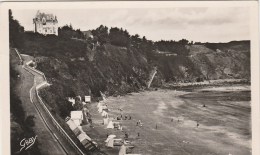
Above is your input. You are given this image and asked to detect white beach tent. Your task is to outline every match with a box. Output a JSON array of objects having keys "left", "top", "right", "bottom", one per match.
[
  {"left": 119, "top": 144, "right": 142, "bottom": 155},
  {"left": 103, "top": 118, "right": 109, "bottom": 125},
  {"left": 119, "top": 144, "right": 126, "bottom": 155},
  {"left": 105, "top": 135, "right": 116, "bottom": 148},
  {"left": 107, "top": 121, "right": 114, "bottom": 129},
  {"left": 102, "top": 111, "right": 108, "bottom": 117}
]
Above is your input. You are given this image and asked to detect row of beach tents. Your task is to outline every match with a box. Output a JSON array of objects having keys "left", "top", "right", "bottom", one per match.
[
  {"left": 96, "top": 100, "right": 141, "bottom": 155},
  {"left": 65, "top": 113, "right": 97, "bottom": 151}
]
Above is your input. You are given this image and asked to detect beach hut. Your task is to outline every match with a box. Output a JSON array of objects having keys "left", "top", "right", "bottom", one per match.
[
  {"left": 71, "top": 111, "right": 83, "bottom": 126},
  {"left": 85, "top": 96, "right": 91, "bottom": 103},
  {"left": 66, "top": 119, "right": 81, "bottom": 136}
]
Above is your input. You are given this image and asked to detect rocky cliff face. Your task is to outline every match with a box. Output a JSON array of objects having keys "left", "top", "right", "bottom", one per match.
[
  {"left": 152, "top": 42, "right": 250, "bottom": 85},
  {"left": 36, "top": 43, "right": 151, "bottom": 99},
  {"left": 34, "top": 40, "right": 250, "bottom": 99}
]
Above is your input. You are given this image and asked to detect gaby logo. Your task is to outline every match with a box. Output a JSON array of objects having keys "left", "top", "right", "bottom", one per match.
[{"left": 20, "top": 135, "right": 37, "bottom": 151}]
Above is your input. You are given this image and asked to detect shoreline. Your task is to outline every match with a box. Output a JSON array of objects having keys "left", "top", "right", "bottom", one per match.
[{"left": 156, "top": 78, "right": 250, "bottom": 91}]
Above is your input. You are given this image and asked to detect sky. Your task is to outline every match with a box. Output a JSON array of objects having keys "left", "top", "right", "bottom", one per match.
[{"left": 11, "top": 7, "right": 250, "bottom": 43}]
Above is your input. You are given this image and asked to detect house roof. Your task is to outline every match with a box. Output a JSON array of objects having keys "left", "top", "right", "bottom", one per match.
[
  {"left": 71, "top": 111, "right": 83, "bottom": 120},
  {"left": 66, "top": 119, "right": 78, "bottom": 130},
  {"left": 34, "top": 10, "right": 58, "bottom": 22},
  {"left": 77, "top": 132, "right": 92, "bottom": 141}
]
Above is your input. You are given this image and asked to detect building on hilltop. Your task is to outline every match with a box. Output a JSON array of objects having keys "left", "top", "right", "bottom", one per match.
[
  {"left": 33, "top": 10, "right": 58, "bottom": 36},
  {"left": 82, "top": 30, "right": 93, "bottom": 40}
]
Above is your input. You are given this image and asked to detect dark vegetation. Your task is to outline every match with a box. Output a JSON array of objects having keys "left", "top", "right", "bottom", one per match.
[{"left": 9, "top": 9, "right": 250, "bottom": 127}]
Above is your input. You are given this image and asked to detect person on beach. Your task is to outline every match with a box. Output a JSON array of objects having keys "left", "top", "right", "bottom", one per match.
[
  {"left": 156, "top": 124, "right": 158, "bottom": 129},
  {"left": 129, "top": 116, "right": 131, "bottom": 120},
  {"left": 137, "top": 132, "right": 140, "bottom": 137},
  {"left": 125, "top": 133, "right": 128, "bottom": 139},
  {"left": 196, "top": 121, "right": 199, "bottom": 128}
]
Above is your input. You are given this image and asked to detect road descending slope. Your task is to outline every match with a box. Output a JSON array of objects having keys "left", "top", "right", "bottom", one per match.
[
  {"left": 11, "top": 54, "right": 67, "bottom": 154},
  {"left": 17, "top": 53, "right": 79, "bottom": 155}
]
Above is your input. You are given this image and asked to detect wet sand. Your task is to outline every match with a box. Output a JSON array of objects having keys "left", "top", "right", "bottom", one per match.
[{"left": 86, "top": 85, "right": 251, "bottom": 155}]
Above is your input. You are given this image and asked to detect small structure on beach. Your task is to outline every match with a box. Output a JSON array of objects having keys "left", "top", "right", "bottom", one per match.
[
  {"left": 102, "top": 110, "right": 108, "bottom": 118},
  {"left": 66, "top": 118, "right": 81, "bottom": 136},
  {"left": 105, "top": 135, "right": 116, "bottom": 148},
  {"left": 107, "top": 121, "right": 114, "bottom": 129},
  {"left": 103, "top": 118, "right": 109, "bottom": 125},
  {"left": 85, "top": 96, "right": 91, "bottom": 103},
  {"left": 71, "top": 111, "right": 83, "bottom": 126}
]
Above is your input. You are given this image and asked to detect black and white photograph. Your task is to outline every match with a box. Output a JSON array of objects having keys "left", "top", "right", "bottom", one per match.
[{"left": 1, "top": 1, "right": 259, "bottom": 155}]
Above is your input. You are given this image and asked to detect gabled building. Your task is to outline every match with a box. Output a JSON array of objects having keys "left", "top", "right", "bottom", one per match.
[
  {"left": 33, "top": 10, "right": 58, "bottom": 36},
  {"left": 66, "top": 118, "right": 81, "bottom": 136}
]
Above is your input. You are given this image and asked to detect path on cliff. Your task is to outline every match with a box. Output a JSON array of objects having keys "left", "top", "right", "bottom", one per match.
[{"left": 13, "top": 49, "right": 79, "bottom": 155}]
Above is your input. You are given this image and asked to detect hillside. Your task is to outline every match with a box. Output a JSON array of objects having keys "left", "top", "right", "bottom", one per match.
[
  {"left": 17, "top": 34, "right": 249, "bottom": 119},
  {"left": 9, "top": 10, "right": 250, "bottom": 121}
]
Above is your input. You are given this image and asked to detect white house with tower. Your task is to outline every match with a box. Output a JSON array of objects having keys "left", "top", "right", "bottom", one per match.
[{"left": 33, "top": 10, "right": 58, "bottom": 36}]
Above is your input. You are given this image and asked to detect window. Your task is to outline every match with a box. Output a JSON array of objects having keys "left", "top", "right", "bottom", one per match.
[{"left": 42, "top": 17, "right": 46, "bottom": 25}]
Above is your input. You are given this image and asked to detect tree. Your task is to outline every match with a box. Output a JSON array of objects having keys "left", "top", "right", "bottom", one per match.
[
  {"left": 58, "top": 24, "right": 84, "bottom": 39},
  {"left": 91, "top": 25, "right": 109, "bottom": 45},
  {"left": 109, "top": 27, "right": 130, "bottom": 47},
  {"left": 130, "top": 34, "right": 142, "bottom": 48},
  {"left": 178, "top": 39, "right": 189, "bottom": 45},
  {"left": 9, "top": 9, "right": 24, "bottom": 48}
]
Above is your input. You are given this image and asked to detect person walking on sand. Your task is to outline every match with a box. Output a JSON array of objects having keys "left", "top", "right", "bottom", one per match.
[
  {"left": 156, "top": 124, "right": 158, "bottom": 129},
  {"left": 125, "top": 132, "right": 128, "bottom": 139},
  {"left": 196, "top": 121, "right": 199, "bottom": 128}
]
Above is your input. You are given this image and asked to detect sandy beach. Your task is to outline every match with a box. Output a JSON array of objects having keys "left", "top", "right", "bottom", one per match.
[{"left": 85, "top": 85, "right": 251, "bottom": 155}]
